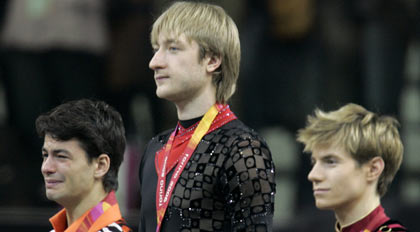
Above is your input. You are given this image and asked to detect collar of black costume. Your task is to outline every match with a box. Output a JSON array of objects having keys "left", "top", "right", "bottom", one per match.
[{"left": 179, "top": 116, "right": 203, "bottom": 129}]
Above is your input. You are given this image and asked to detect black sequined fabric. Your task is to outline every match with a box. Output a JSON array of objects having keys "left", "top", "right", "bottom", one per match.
[{"left": 139, "top": 120, "right": 276, "bottom": 232}]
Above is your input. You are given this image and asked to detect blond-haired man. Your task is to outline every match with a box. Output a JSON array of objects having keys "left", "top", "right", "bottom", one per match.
[
  {"left": 297, "top": 103, "right": 408, "bottom": 231},
  {"left": 138, "top": 1, "right": 275, "bottom": 231}
]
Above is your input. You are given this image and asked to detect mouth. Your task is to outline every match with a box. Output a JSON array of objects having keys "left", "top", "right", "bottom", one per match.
[
  {"left": 45, "top": 179, "right": 63, "bottom": 189},
  {"left": 155, "top": 75, "right": 169, "bottom": 81},
  {"left": 313, "top": 188, "right": 329, "bottom": 196}
]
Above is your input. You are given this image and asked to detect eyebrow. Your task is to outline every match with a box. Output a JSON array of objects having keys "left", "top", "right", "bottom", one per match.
[
  {"left": 154, "top": 38, "right": 179, "bottom": 47},
  {"left": 311, "top": 153, "right": 338, "bottom": 160},
  {"left": 165, "top": 38, "right": 177, "bottom": 44},
  {"left": 42, "top": 148, "right": 71, "bottom": 156},
  {"left": 323, "top": 154, "right": 336, "bottom": 159}
]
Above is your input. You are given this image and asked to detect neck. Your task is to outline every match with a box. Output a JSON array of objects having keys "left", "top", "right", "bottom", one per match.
[
  {"left": 335, "top": 190, "right": 380, "bottom": 227},
  {"left": 64, "top": 183, "right": 108, "bottom": 226},
  {"left": 175, "top": 87, "right": 217, "bottom": 120}
]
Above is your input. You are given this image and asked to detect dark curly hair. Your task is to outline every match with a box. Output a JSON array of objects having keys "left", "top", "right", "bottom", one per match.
[{"left": 36, "top": 99, "right": 126, "bottom": 192}]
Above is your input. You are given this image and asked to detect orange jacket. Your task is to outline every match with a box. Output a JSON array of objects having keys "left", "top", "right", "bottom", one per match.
[{"left": 49, "top": 191, "right": 131, "bottom": 232}]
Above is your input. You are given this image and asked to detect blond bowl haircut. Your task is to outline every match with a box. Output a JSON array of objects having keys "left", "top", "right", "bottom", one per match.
[
  {"left": 150, "top": 1, "right": 241, "bottom": 104},
  {"left": 297, "top": 103, "right": 404, "bottom": 197}
]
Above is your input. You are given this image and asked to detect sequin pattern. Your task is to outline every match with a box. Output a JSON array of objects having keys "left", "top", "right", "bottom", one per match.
[{"left": 162, "top": 122, "right": 276, "bottom": 231}]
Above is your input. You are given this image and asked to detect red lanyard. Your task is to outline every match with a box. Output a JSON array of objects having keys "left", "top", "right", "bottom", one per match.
[{"left": 155, "top": 104, "right": 220, "bottom": 232}]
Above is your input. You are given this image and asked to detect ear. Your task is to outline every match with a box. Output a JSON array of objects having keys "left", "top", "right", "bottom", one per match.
[
  {"left": 93, "top": 154, "right": 110, "bottom": 179},
  {"left": 365, "top": 156, "right": 384, "bottom": 182},
  {"left": 206, "top": 54, "right": 222, "bottom": 73}
]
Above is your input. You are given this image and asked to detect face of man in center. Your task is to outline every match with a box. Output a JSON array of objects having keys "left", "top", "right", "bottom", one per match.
[{"left": 149, "top": 33, "right": 215, "bottom": 103}]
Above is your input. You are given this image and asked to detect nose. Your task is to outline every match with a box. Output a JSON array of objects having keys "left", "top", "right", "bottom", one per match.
[
  {"left": 307, "top": 163, "right": 322, "bottom": 183},
  {"left": 41, "top": 155, "right": 56, "bottom": 176},
  {"left": 149, "top": 49, "right": 165, "bottom": 71}
]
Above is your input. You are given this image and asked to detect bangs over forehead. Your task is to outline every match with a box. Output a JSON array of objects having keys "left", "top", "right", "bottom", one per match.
[
  {"left": 298, "top": 108, "right": 354, "bottom": 154},
  {"left": 151, "top": 2, "right": 229, "bottom": 49}
]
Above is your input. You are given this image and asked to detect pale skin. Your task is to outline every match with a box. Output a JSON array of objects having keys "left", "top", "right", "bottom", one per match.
[
  {"left": 149, "top": 33, "right": 222, "bottom": 120},
  {"left": 41, "top": 134, "right": 110, "bottom": 226},
  {"left": 308, "top": 144, "right": 385, "bottom": 227}
]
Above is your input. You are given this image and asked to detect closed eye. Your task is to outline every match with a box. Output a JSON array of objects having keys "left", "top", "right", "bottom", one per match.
[{"left": 56, "top": 154, "right": 68, "bottom": 159}]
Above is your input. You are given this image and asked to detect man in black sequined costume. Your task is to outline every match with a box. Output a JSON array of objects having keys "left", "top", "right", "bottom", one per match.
[{"left": 138, "top": 1, "right": 276, "bottom": 231}]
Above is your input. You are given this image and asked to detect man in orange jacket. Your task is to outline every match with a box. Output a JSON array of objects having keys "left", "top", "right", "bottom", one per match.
[{"left": 36, "top": 99, "right": 132, "bottom": 232}]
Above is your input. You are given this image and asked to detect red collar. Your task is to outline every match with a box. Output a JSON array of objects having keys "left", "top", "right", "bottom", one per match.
[
  {"left": 155, "top": 104, "right": 237, "bottom": 175},
  {"left": 335, "top": 205, "right": 390, "bottom": 232}
]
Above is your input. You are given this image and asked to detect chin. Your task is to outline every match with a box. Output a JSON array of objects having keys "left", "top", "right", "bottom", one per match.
[
  {"left": 156, "top": 91, "right": 178, "bottom": 102},
  {"left": 315, "top": 205, "right": 329, "bottom": 210},
  {"left": 45, "top": 192, "right": 56, "bottom": 201},
  {"left": 315, "top": 200, "right": 335, "bottom": 210},
  {"left": 46, "top": 190, "right": 61, "bottom": 202},
  {"left": 156, "top": 90, "right": 169, "bottom": 100}
]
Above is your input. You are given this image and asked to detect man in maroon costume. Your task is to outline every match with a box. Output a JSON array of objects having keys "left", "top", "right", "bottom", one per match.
[{"left": 297, "top": 103, "right": 408, "bottom": 232}]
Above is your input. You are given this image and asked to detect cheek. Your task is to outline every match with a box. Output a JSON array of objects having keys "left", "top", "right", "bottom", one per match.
[
  {"left": 79, "top": 165, "right": 95, "bottom": 179},
  {"left": 331, "top": 171, "right": 363, "bottom": 195},
  {"left": 68, "top": 164, "right": 95, "bottom": 182},
  {"left": 327, "top": 171, "right": 349, "bottom": 194},
  {"left": 67, "top": 171, "right": 95, "bottom": 194},
  {"left": 180, "top": 59, "right": 206, "bottom": 75}
]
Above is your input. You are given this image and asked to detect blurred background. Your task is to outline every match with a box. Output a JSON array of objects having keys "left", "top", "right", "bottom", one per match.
[{"left": 0, "top": 0, "right": 419, "bottom": 231}]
